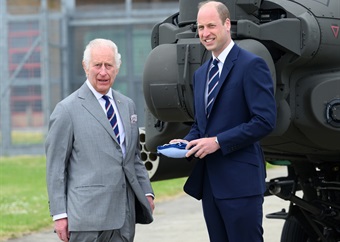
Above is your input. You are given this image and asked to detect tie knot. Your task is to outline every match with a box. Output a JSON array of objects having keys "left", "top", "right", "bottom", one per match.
[
  {"left": 212, "top": 58, "right": 219, "bottom": 66},
  {"left": 102, "top": 95, "right": 109, "bottom": 102}
]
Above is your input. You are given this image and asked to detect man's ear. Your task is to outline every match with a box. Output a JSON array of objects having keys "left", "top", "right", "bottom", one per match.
[{"left": 224, "top": 18, "right": 231, "bottom": 29}]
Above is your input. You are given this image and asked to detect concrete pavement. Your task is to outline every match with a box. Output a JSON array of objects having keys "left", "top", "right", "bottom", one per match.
[{"left": 6, "top": 166, "right": 289, "bottom": 242}]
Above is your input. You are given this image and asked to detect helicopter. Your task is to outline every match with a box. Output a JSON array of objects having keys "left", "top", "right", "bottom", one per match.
[{"left": 141, "top": 0, "right": 340, "bottom": 241}]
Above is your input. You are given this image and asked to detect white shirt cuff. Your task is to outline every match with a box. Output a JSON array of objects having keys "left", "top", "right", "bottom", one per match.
[
  {"left": 53, "top": 213, "right": 67, "bottom": 221},
  {"left": 145, "top": 193, "right": 155, "bottom": 199}
]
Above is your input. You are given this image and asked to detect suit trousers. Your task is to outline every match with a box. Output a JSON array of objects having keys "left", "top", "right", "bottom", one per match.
[
  {"left": 202, "top": 169, "right": 264, "bottom": 242},
  {"left": 69, "top": 180, "right": 136, "bottom": 242}
]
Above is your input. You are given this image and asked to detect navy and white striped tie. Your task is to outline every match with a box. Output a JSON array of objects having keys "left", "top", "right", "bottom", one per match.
[
  {"left": 102, "top": 95, "right": 120, "bottom": 143},
  {"left": 206, "top": 58, "right": 220, "bottom": 117}
]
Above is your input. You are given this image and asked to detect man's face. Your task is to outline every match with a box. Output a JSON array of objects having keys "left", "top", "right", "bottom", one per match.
[
  {"left": 83, "top": 46, "right": 119, "bottom": 95},
  {"left": 197, "top": 3, "right": 231, "bottom": 57}
]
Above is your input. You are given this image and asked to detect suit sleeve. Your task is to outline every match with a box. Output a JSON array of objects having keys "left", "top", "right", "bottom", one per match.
[{"left": 45, "top": 103, "right": 73, "bottom": 216}]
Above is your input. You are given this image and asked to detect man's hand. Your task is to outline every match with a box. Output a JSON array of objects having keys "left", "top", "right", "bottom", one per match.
[
  {"left": 186, "top": 137, "right": 220, "bottom": 159},
  {"left": 54, "top": 218, "right": 69, "bottom": 242},
  {"left": 147, "top": 196, "right": 155, "bottom": 213}
]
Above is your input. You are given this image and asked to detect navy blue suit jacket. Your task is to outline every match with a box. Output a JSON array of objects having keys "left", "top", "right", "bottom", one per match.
[{"left": 184, "top": 44, "right": 276, "bottom": 200}]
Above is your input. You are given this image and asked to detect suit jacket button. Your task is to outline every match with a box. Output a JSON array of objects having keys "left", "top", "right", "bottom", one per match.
[{"left": 122, "top": 184, "right": 126, "bottom": 189}]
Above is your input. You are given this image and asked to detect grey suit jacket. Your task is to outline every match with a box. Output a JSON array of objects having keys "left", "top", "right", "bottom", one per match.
[{"left": 45, "top": 83, "right": 153, "bottom": 231}]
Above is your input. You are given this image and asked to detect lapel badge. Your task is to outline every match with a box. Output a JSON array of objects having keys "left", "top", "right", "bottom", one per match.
[{"left": 131, "top": 114, "right": 137, "bottom": 123}]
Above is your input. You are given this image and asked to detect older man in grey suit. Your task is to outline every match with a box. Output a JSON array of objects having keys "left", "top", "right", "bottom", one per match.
[{"left": 46, "top": 38, "right": 154, "bottom": 242}]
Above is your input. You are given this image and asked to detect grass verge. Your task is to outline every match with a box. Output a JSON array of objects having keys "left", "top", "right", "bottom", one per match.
[{"left": 0, "top": 156, "right": 51, "bottom": 241}]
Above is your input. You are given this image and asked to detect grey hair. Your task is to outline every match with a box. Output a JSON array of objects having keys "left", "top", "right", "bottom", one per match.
[{"left": 82, "top": 38, "right": 122, "bottom": 69}]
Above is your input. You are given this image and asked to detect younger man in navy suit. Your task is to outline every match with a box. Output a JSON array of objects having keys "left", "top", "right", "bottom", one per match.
[{"left": 171, "top": 1, "right": 276, "bottom": 241}]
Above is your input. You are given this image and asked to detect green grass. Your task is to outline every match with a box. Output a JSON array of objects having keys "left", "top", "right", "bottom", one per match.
[
  {"left": 0, "top": 156, "right": 51, "bottom": 241},
  {"left": 12, "top": 131, "right": 44, "bottom": 145},
  {"left": 0, "top": 155, "right": 186, "bottom": 241},
  {"left": 152, "top": 177, "right": 186, "bottom": 200},
  {"left": 0, "top": 131, "right": 44, "bottom": 146}
]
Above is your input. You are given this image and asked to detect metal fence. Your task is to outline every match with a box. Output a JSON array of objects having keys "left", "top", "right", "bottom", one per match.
[{"left": 0, "top": 0, "right": 178, "bottom": 156}]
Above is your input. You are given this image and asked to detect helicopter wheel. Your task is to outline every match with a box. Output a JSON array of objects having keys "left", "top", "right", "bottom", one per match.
[{"left": 280, "top": 216, "right": 310, "bottom": 242}]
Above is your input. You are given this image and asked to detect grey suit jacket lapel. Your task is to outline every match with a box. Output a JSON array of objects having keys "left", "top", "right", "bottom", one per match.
[{"left": 78, "top": 83, "right": 118, "bottom": 141}]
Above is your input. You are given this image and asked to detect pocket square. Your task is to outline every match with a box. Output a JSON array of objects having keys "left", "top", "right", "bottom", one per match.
[
  {"left": 131, "top": 114, "right": 137, "bottom": 123},
  {"left": 157, "top": 142, "right": 189, "bottom": 158}
]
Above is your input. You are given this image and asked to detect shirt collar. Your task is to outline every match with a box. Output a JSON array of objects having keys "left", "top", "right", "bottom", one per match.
[
  {"left": 86, "top": 79, "right": 113, "bottom": 100},
  {"left": 212, "top": 40, "right": 234, "bottom": 65}
]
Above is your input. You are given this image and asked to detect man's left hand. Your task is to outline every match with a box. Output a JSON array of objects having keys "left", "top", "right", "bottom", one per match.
[
  {"left": 186, "top": 137, "right": 220, "bottom": 159},
  {"left": 146, "top": 196, "right": 155, "bottom": 213}
]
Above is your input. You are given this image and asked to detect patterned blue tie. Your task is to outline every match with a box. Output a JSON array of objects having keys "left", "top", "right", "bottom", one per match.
[
  {"left": 206, "top": 58, "right": 220, "bottom": 117},
  {"left": 102, "top": 95, "right": 120, "bottom": 144}
]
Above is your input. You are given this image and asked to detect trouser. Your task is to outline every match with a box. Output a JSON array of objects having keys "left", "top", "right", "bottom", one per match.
[
  {"left": 202, "top": 170, "right": 264, "bottom": 242},
  {"left": 69, "top": 182, "right": 136, "bottom": 242}
]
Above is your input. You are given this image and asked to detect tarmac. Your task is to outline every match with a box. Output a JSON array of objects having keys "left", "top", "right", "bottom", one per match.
[{"left": 6, "top": 166, "right": 289, "bottom": 242}]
